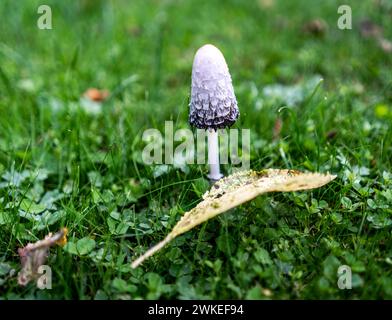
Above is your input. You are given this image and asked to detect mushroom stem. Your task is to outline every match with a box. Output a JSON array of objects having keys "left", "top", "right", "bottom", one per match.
[{"left": 207, "top": 129, "right": 223, "bottom": 181}]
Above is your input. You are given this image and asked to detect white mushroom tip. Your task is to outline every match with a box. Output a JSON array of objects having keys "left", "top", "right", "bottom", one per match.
[
  {"left": 194, "top": 44, "right": 226, "bottom": 66},
  {"left": 196, "top": 43, "right": 222, "bottom": 53}
]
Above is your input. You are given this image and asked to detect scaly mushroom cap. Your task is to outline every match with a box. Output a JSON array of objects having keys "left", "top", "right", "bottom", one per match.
[{"left": 189, "top": 44, "right": 239, "bottom": 130}]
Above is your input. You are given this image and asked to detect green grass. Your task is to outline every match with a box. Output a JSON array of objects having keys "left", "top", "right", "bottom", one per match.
[{"left": 0, "top": 0, "right": 391, "bottom": 299}]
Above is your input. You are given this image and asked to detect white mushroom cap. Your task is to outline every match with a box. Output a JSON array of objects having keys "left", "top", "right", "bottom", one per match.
[{"left": 189, "top": 44, "right": 239, "bottom": 130}]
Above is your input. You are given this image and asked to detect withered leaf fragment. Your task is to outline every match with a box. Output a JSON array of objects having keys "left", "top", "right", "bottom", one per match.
[
  {"left": 302, "top": 19, "right": 328, "bottom": 36},
  {"left": 18, "top": 228, "right": 68, "bottom": 286},
  {"left": 83, "top": 88, "right": 109, "bottom": 102}
]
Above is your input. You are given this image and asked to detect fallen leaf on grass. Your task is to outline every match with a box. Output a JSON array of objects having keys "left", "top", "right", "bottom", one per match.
[
  {"left": 83, "top": 88, "right": 110, "bottom": 102},
  {"left": 18, "top": 228, "right": 68, "bottom": 286},
  {"left": 80, "top": 88, "right": 110, "bottom": 115},
  {"left": 131, "top": 169, "right": 336, "bottom": 268},
  {"left": 378, "top": 38, "right": 392, "bottom": 53},
  {"left": 359, "top": 19, "right": 392, "bottom": 53},
  {"left": 326, "top": 129, "right": 338, "bottom": 140},
  {"left": 302, "top": 19, "right": 328, "bottom": 36},
  {"left": 360, "top": 20, "right": 383, "bottom": 38}
]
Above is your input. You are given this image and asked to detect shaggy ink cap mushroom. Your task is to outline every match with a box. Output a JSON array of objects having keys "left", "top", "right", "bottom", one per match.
[
  {"left": 189, "top": 44, "right": 239, "bottom": 130},
  {"left": 189, "top": 44, "right": 239, "bottom": 181}
]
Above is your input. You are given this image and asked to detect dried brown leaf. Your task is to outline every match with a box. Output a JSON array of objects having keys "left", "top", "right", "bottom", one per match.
[
  {"left": 378, "top": 38, "right": 392, "bottom": 53},
  {"left": 360, "top": 19, "right": 383, "bottom": 39},
  {"left": 302, "top": 19, "right": 328, "bottom": 36},
  {"left": 18, "top": 228, "right": 68, "bottom": 286},
  {"left": 83, "top": 88, "right": 110, "bottom": 102}
]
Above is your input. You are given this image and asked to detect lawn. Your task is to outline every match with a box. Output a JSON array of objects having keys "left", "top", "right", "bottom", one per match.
[{"left": 0, "top": 0, "right": 391, "bottom": 299}]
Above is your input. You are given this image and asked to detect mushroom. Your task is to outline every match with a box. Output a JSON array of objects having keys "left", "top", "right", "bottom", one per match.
[{"left": 189, "top": 44, "right": 239, "bottom": 181}]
